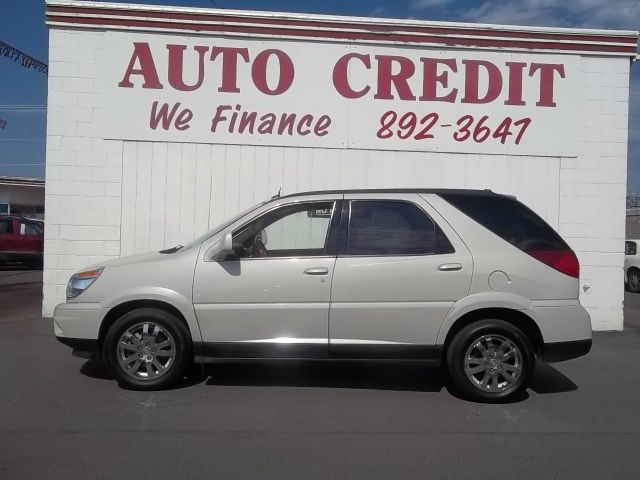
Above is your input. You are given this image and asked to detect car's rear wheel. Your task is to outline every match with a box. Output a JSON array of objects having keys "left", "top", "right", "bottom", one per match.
[
  {"left": 627, "top": 269, "right": 640, "bottom": 293},
  {"left": 102, "top": 308, "right": 192, "bottom": 390},
  {"left": 446, "top": 319, "right": 535, "bottom": 403}
]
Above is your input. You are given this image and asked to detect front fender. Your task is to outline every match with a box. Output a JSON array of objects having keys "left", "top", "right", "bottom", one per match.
[{"left": 101, "top": 287, "right": 203, "bottom": 343}]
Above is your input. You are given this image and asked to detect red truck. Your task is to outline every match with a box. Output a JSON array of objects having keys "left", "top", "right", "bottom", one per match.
[{"left": 0, "top": 216, "right": 44, "bottom": 267}]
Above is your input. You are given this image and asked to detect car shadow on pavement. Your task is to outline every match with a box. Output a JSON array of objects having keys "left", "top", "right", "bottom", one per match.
[
  {"left": 79, "top": 359, "right": 112, "bottom": 380},
  {"left": 79, "top": 359, "right": 208, "bottom": 390},
  {"left": 446, "top": 362, "right": 579, "bottom": 404},
  {"left": 204, "top": 360, "right": 578, "bottom": 398},
  {"left": 79, "top": 358, "right": 578, "bottom": 399},
  {"left": 529, "top": 362, "right": 578, "bottom": 394},
  {"left": 204, "top": 360, "right": 447, "bottom": 392}
]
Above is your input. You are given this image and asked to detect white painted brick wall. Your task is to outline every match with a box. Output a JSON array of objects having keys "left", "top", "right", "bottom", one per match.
[
  {"left": 557, "top": 56, "right": 631, "bottom": 330},
  {"left": 43, "top": 28, "right": 632, "bottom": 332},
  {"left": 43, "top": 29, "right": 122, "bottom": 317}
]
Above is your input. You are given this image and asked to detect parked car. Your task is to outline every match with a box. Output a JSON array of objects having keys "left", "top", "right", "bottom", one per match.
[
  {"left": 54, "top": 189, "right": 591, "bottom": 402},
  {"left": 0, "top": 215, "right": 44, "bottom": 267},
  {"left": 624, "top": 239, "right": 640, "bottom": 292}
]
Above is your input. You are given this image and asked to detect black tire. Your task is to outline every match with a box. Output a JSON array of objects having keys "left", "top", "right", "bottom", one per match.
[
  {"left": 446, "top": 319, "right": 535, "bottom": 403},
  {"left": 627, "top": 269, "right": 640, "bottom": 293},
  {"left": 102, "top": 308, "right": 192, "bottom": 390}
]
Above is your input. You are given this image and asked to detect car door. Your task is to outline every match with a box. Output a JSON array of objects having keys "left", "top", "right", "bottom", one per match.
[
  {"left": 193, "top": 196, "right": 342, "bottom": 357},
  {"left": 18, "top": 220, "right": 44, "bottom": 258},
  {"left": 0, "top": 218, "right": 18, "bottom": 261},
  {"left": 329, "top": 193, "right": 473, "bottom": 355}
]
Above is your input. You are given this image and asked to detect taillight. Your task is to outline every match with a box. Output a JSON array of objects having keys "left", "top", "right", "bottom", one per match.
[{"left": 526, "top": 249, "right": 580, "bottom": 278}]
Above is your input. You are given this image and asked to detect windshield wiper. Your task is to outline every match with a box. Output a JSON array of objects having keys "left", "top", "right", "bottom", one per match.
[{"left": 159, "top": 245, "right": 183, "bottom": 254}]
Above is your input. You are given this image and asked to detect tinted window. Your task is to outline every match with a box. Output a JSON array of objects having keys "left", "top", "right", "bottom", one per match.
[
  {"left": 626, "top": 241, "right": 637, "bottom": 256},
  {"left": 233, "top": 202, "right": 334, "bottom": 258},
  {"left": 347, "top": 201, "right": 451, "bottom": 256},
  {"left": 440, "top": 193, "right": 568, "bottom": 252},
  {"left": 0, "top": 219, "right": 13, "bottom": 234}
]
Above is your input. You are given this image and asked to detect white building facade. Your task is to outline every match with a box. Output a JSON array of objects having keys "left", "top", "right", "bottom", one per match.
[{"left": 44, "top": 1, "right": 638, "bottom": 329}]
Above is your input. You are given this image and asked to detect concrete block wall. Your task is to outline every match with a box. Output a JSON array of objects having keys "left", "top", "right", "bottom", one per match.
[
  {"left": 559, "top": 56, "right": 631, "bottom": 331},
  {"left": 43, "top": 27, "right": 632, "bottom": 331},
  {"left": 44, "top": 29, "right": 123, "bottom": 316}
]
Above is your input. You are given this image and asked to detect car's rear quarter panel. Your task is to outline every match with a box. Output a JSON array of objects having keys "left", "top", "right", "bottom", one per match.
[
  {"left": 423, "top": 194, "right": 588, "bottom": 345},
  {"left": 424, "top": 194, "right": 580, "bottom": 301}
]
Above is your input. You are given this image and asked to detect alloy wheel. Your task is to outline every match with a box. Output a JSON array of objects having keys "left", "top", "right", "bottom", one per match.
[
  {"left": 464, "top": 334, "right": 523, "bottom": 393},
  {"left": 116, "top": 322, "right": 176, "bottom": 381}
]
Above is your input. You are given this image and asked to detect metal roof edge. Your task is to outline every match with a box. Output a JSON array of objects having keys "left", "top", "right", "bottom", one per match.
[
  {"left": 0, "top": 176, "right": 46, "bottom": 188},
  {"left": 44, "top": 0, "right": 640, "bottom": 38}
]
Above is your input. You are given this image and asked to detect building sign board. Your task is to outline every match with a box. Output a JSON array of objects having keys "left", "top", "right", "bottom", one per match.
[{"left": 105, "top": 32, "right": 578, "bottom": 157}]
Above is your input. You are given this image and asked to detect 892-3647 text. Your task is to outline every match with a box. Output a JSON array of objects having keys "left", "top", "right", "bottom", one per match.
[{"left": 376, "top": 111, "right": 532, "bottom": 145}]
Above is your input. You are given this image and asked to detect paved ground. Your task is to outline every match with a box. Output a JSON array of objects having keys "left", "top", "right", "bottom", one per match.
[{"left": 1, "top": 269, "right": 640, "bottom": 479}]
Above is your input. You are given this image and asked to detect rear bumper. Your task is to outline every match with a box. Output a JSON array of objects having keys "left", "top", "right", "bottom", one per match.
[
  {"left": 530, "top": 302, "right": 592, "bottom": 345},
  {"left": 542, "top": 338, "right": 592, "bottom": 363}
]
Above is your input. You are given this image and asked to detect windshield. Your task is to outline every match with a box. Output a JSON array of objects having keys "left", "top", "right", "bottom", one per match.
[{"left": 180, "top": 200, "right": 269, "bottom": 251}]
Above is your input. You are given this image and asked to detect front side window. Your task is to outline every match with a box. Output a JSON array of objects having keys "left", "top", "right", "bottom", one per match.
[
  {"left": 233, "top": 202, "right": 334, "bottom": 258},
  {"left": 347, "top": 201, "right": 448, "bottom": 256},
  {"left": 626, "top": 241, "right": 637, "bottom": 256}
]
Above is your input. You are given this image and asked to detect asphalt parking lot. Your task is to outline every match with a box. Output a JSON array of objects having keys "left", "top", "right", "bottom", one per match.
[{"left": 1, "top": 270, "right": 640, "bottom": 479}]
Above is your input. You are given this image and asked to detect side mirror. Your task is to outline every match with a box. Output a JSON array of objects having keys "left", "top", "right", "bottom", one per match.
[
  {"left": 221, "top": 232, "right": 234, "bottom": 253},
  {"left": 205, "top": 232, "right": 235, "bottom": 261},
  {"left": 256, "top": 229, "right": 268, "bottom": 245}
]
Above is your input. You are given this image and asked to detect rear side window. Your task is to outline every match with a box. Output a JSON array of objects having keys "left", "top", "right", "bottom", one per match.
[
  {"left": 347, "top": 200, "right": 453, "bottom": 256},
  {"left": 440, "top": 194, "right": 568, "bottom": 252},
  {"left": 0, "top": 219, "right": 13, "bottom": 234},
  {"left": 626, "top": 241, "right": 637, "bottom": 256}
]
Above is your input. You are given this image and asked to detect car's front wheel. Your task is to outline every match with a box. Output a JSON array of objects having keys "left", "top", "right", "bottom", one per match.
[
  {"left": 446, "top": 319, "right": 535, "bottom": 403},
  {"left": 102, "top": 308, "right": 192, "bottom": 390}
]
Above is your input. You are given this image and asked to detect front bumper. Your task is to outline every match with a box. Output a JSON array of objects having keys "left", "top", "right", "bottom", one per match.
[{"left": 53, "top": 302, "right": 104, "bottom": 357}]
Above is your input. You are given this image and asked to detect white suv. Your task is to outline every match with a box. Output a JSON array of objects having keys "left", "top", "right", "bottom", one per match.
[{"left": 54, "top": 189, "right": 592, "bottom": 402}]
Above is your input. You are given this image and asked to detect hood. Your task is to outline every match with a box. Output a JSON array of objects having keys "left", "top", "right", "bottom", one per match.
[{"left": 79, "top": 251, "right": 168, "bottom": 272}]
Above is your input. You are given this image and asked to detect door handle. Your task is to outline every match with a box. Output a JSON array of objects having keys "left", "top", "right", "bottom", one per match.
[
  {"left": 438, "top": 263, "right": 462, "bottom": 272},
  {"left": 304, "top": 267, "right": 329, "bottom": 276}
]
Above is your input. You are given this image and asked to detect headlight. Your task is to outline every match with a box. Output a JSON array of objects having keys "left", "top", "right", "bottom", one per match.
[{"left": 66, "top": 268, "right": 104, "bottom": 301}]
